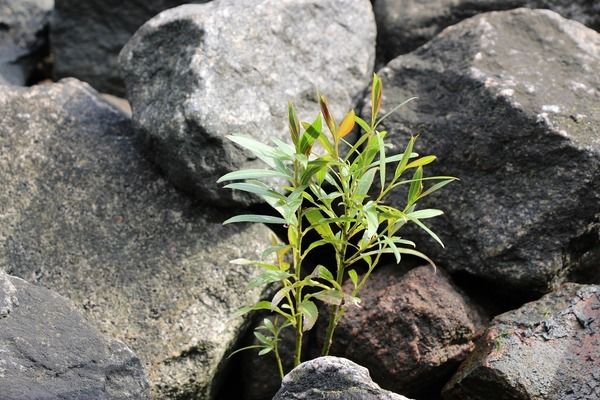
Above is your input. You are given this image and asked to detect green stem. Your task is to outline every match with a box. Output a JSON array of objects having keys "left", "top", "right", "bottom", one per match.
[
  {"left": 292, "top": 159, "right": 304, "bottom": 367},
  {"left": 274, "top": 339, "right": 285, "bottom": 379}
]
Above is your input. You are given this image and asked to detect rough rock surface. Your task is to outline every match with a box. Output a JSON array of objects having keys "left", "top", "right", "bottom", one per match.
[
  {"left": 273, "top": 356, "right": 413, "bottom": 400},
  {"left": 369, "top": 9, "right": 600, "bottom": 295},
  {"left": 374, "top": 0, "right": 600, "bottom": 63},
  {"left": 443, "top": 283, "right": 600, "bottom": 399},
  {"left": 120, "top": 0, "right": 376, "bottom": 207},
  {"left": 0, "top": 0, "right": 53, "bottom": 85},
  {"left": 51, "top": 0, "right": 208, "bottom": 95},
  {"left": 0, "top": 269, "right": 17, "bottom": 317},
  {"left": 324, "top": 265, "right": 486, "bottom": 397},
  {"left": 0, "top": 274, "right": 149, "bottom": 399},
  {"left": 0, "top": 79, "right": 273, "bottom": 399}
]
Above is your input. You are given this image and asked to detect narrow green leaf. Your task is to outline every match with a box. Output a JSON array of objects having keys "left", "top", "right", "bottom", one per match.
[
  {"left": 217, "top": 169, "right": 290, "bottom": 183},
  {"left": 300, "top": 300, "right": 318, "bottom": 331},
  {"left": 394, "top": 136, "right": 416, "bottom": 180},
  {"left": 227, "top": 135, "right": 282, "bottom": 166},
  {"left": 254, "top": 331, "right": 270, "bottom": 345},
  {"left": 356, "top": 168, "right": 377, "bottom": 199},
  {"left": 407, "top": 166, "right": 423, "bottom": 205},
  {"left": 348, "top": 269, "right": 359, "bottom": 288},
  {"left": 223, "top": 214, "right": 287, "bottom": 225},
  {"left": 364, "top": 202, "right": 379, "bottom": 238},
  {"left": 406, "top": 215, "right": 445, "bottom": 248},
  {"left": 272, "top": 286, "right": 293, "bottom": 308},
  {"left": 312, "top": 289, "right": 343, "bottom": 306},
  {"left": 406, "top": 155, "right": 436, "bottom": 169},
  {"left": 223, "top": 181, "right": 284, "bottom": 200},
  {"left": 288, "top": 102, "right": 301, "bottom": 147},
  {"left": 317, "top": 265, "right": 334, "bottom": 282},
  {"left": 407, "top": 209, "right": 444, "bottom": 219},
  {"left": 258, "top": 347, "right": 273, "bottom": 356},
  {"left": 299, "top": 115, "right": 322, "bottom": 155},
  {"left": 418, "top": 178, "right": 457, "bottom": 199},
  {"left": 383, "top": 236, "right": 401, "bottom": 264},
  {"left": 304, "top": 208, "right": 335, "bottom": 240},
  {"left": 377, "top": 131, "right": 386, "bottom": 190},
  {"left": 397, "top": 247, "right": 437, "bottom": 271}
]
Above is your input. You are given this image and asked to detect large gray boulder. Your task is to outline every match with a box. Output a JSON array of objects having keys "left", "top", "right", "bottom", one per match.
[
  {"left": 0, "top": 0, "right": 53, "bottom": 85},
  {"left": 51, "top": 0, "right": 208, "bottom": 95},
  {"left": 119, "top": 0, "right": 376, "bottom": 207},
  {"left": 374, "top": 0, "right": 600, "bottom": 63},
  {"left": 0, "top": 79, "right": 273, "bottom": 399},
  {"left": 0, "top": 269, "right": 17, "bottom": 317},
  {"left": 0, "top": 273, "right": 149, "bottom": 400},
  {"left": 443, "top": 284, "right": 600, "bottom": 399},
  {"left": 274, "top": 356, "right": 413, "bottom": 400},
  {"left": 368, "top": 8, "right": 600, "bottom": 295},
  {"left": 323, "top": 265, "right": 486, "bottom": 397}
]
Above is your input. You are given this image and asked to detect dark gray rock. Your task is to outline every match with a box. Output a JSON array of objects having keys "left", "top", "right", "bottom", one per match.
[
  {"left": 374, "top": 0, "right": 600, "bottom": 64},
  {"left": 274, "top": 356, "right": 413, "bottom": 400},
  {"left": 119, "top": 0, "right": 376, "bottom": 207},
  {"left": 0, "top": 79, "right": 273, "bottom": 398},
  {"left": 0, "top": 0, "right": 53, "bottom": 85},
  {"left": 368, "top": 8, "right": 600, "bottom": 295},
  {"left": 443, "top": 283, "right": 600, "bottom": 400},
  {"left": 321, "top": 265, "right": 486, "bottom": 397},
  {"left": 51, "top": 0, "right": 208, "bottom": 95},
  {"left": 0, "top": 274, "right": 149, "bottom": 400}
]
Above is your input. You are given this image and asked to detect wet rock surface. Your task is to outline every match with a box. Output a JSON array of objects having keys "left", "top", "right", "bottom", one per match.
[
  {"left": 274, "top": 356, "right": 413, "bottom": 400},
  {"left": 50, "top": 0, "right": 209, "bottom": 95},
  {"left": 119, "top": 0, "right": 376, "bottom": 207},
  {"left": 443, "top": 283, "right": 600, "bottom": 400},
  {"left": 374, "top": 0, "right": 600, "bottom": 63},
  {"left": 0, "top": 274, "right": 149, "bottom": 400},
  {"left": 0, "top": 79, "right": 272, "bottom": 399},
  {"left": 324, "top": 265, "right": 486, "bottom": 397},
  {"left": 369, "top": 8, "right": 600, "bottom": 295},
  {"left": 0, "top": 0, "right": 52, "bottom": 85}
]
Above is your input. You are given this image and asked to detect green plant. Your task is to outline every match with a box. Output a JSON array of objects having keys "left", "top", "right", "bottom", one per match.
[{"left": 218, "top": 74, "right": 455, "bottom": 377}]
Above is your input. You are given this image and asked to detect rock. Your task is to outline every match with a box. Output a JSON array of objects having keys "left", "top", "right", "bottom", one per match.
[
  {"left": 322, "top": 265, "right": 486, "bottom": 397},
  {"left": 443, "top": 283, "right": 600, "bottom": 399},
  {"left": 374, "top": 0, "right": 600, "bottom": 63},
  {"left": 0, "top": 274, "right": 149, "bottom": 399},
  {"left": 119, "top": 0, "right": 376, "bottom": 207},
  {"left": 273, "top": 356, "right": 413, "bottom": 400},
  {"left": 0, "top": 269, "right": 17, "bottom": 317},
  {"left": 0, "top": 79, "right": 273, "bottom": 399},
  {"left": 50, "top": 0, "right": 208, "bottom": 95},
  {"left": 0, "top": 0, "right": 53, "bottom": 85},
  {"left": 368, "top": 8, "right": 600, "bottom": 295}
]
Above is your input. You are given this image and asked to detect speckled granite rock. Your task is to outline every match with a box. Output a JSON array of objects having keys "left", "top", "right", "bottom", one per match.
[
  {"left": 119, "top": 0, "right": 376, "bottom": 207},
  {"left": 0, "top": 274, "right": 149, "bottom": 400},
  {"left": 368, "top": 8, "right": 600, "bottom": 295},
  {"left": 374, "top": 0, "right": 600, "bottom": 63},
  {"left": 322, "top": 265, "right": 486, "bottom": 397},
  {"left": 0, "top": 0, "right": 53, "bottom": 85},
  {"left": 0, "top": 79, "right": 272, "bottom": 399},
  {"left": 51, "top": 0, "right": 208, "bottom": 95},
  {"left": 443, "top": 284, "right": 600, "bottom": 399},
  {"left": 0, "top": 269, "right": 17, "bottom": 317},
  {"left": 274, "top": 356, "right": 413, "bottom": 400}
]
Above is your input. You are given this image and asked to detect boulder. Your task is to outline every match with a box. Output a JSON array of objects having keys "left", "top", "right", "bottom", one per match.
[
  {"left": 373, "top": 0, "right": 600, "bottom": 63},
  {"left": 368, "top": 8, "right": 600, "bottom": 295},
  {"left": 50, "top": 0, "right": 208, "bottom": 95},
  {"left": 0, "top": 79, "right": 273, "bottom": 399},
  {"left": 119, "top": 0, "right": 376, "bottom": 207},
  {"left": 322, "top": 265, "right": 486, "bottom": 397},
  {"left": 0, "top": 273, "right": 149, "bottom": 399},
  {"left": 443, "top": 283, "right": 600, "bottom": 399},
  {"left": 0, "top": 0, "right": 53, "bottom": 85},
  {"left": 273, "top": 356, "right": 413, "bottom": 400}
]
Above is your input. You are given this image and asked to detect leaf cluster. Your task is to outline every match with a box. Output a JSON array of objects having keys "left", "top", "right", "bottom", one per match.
[{"left": 218, "top": 74, "right": 456, "bottom": 375}]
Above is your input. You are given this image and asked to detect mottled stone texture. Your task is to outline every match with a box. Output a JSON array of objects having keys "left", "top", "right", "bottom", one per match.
[
  {"left": 274, "top": 356, "right": 413, "bottom": 400},
  {"left": 119, "top": 0, "right": 376, "bottom": 207},
  {"left": 374, "top": 0, "right": 600, "bottom": 63},
  {"left": 324, "top": 265, "right": 486, "bottom": 397},
  {"left": 443, "top": 284, "right": 600, "bottom": 400},
  {"left": 368, "top": 9, "right": 600, "bottom": 295},
  {"left": 0, "top": 269, "right": 17, "bottom": 317},
  {"left": 0, "top": 0, "right": 52, "bottom": 85},
  {"left": 0, "top": 274, "right": 149, "bottom": 400},
  {"left": 51, "top": 0, "right": 208, "bottom": 95},
  {"left": 0, "top": 80, "right": 272, "bottom": 399}
]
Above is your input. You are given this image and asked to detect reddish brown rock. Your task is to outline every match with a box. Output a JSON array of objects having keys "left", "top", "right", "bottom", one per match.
[
  {"left": 323, "top": 265, "right": 487, "bottom": 397},
  {"left": 443, "top": 283, "right": 600, "bottom": 400}
]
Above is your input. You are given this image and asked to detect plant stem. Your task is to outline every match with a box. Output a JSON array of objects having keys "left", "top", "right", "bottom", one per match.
[
  {"left": 274, "top": 340, "right": 285, "bottom": 379},
  {"left": 292, "top": 159, "right": 304, "bottom": 367}
]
